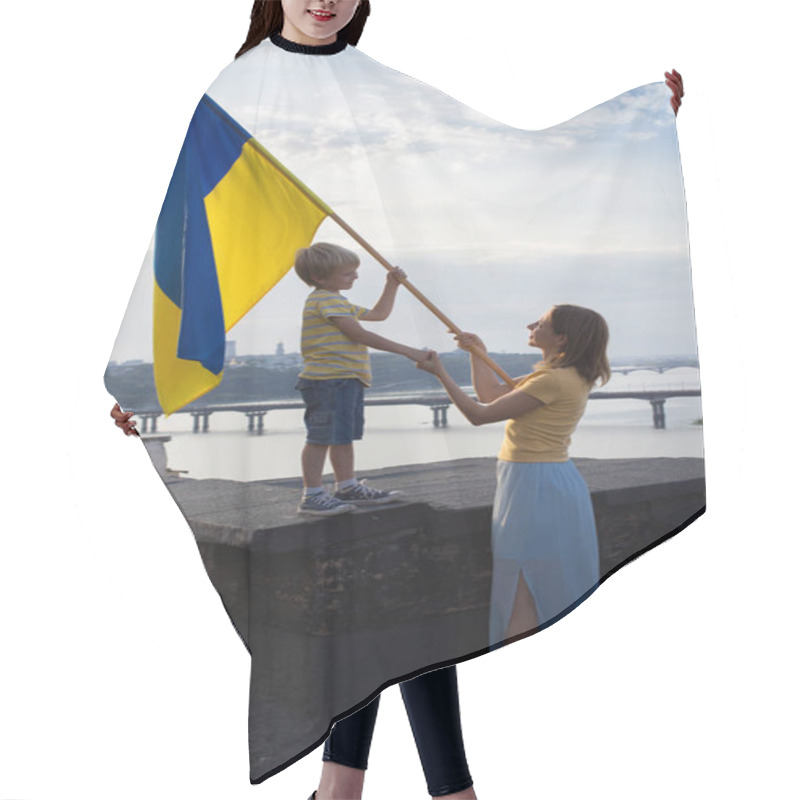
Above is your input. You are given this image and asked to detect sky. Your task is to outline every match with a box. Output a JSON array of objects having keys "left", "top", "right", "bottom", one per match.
[{"left": 109, "top": 46, "right": 697, "bottom": 364}]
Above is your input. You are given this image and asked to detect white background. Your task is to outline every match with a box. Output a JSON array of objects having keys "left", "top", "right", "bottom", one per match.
[{"left": 1, "top": 1, "right": 797, "bottom": 798}]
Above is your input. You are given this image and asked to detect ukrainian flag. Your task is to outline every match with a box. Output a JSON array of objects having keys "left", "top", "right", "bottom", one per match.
[{"left": 153, "top": 94, "right": 332, "bottom": 415}]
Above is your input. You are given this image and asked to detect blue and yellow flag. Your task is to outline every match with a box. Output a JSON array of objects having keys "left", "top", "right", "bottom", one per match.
[{"left": 153, "top": 95, "right": 332, "bottom": 415}]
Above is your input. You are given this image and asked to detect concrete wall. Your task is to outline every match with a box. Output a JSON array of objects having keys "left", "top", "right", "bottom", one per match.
[
  {"left": 161, "top": 455, "right": 704, "bottom": 775},
  {"left": 174, "top": 456, "right": 705, "bottom": 646}
]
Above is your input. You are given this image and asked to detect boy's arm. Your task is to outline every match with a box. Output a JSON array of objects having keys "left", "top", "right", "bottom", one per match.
[
  {"left": 360, "top": 267, "right": 406, "bottom": 321},
  {"left": 330, "top": 315, "right": 428, "bottom": 362}
]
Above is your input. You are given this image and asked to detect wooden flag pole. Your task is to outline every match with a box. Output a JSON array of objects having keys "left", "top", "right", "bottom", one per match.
[
  {"left": 245, "top": 133, "right": 515, "bottom": 387},
  {"left": 328, "top": 211, "right": 516, "bottom": 388}
]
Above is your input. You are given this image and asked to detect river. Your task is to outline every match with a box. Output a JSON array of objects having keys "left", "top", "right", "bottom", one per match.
[{"left": 159, "top": 368, "right": 702, "bottom": 482}]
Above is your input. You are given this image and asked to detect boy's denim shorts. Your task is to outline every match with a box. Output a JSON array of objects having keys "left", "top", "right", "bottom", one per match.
[{"left": 295, "top": 377, "right": 365, "bottom": 445}]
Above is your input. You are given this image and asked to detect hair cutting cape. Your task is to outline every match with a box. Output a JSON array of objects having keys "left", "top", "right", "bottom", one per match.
[{"left": 105, "top": 35, "right": 704, "bottom": 783}]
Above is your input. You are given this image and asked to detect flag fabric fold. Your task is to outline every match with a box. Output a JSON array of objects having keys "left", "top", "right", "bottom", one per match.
[{"left": 153, "top": 94, "right": 331, "bottom": 414}]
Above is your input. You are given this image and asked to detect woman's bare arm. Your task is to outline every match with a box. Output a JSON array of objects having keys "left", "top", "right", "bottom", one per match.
[
  {"left": 454, "top": 332, "right": 514, "bottom": 402},
  {"left": 417, "top": 352, "right": 542, "bottom": 425}
]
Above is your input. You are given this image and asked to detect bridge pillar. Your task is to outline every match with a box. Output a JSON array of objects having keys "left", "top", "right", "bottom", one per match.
[
  {"left": 650, "top": 398, "right": 666, "bottom": 429},
  {"left": 432, "top": 405, "right": 449, "bottom": 428},
  {"left": 191, "top": 412, "right": 211, "bottom": 433},
  {"left": 245, "top": 411, "right": 268, "bottom": 435},
  {"left": 139, "top": 414, "right": 159, "bottom": 434}
]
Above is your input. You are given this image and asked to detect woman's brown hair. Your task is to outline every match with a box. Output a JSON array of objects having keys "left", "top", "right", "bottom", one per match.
[
  {"left": 547, "top": 304, "right": 611, "bottom": 386},
  {"left": 236, "top": 1, "right": 371, "bottom": 58}
]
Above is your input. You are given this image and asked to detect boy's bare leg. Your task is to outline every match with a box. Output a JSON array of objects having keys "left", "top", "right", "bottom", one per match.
[
  {"left": 301, "top": 443, "right": 330, "bottom": 489},
  {"left": 329, "top": 443, "right": 355, "bottom": 484},
  {"left": 316, "top": 762, "right": 365, "bottom": 800}
]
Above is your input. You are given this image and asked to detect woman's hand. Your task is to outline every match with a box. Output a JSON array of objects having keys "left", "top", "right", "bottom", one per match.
[
  {"left": 386, "top": 266, "right": 407, "bottom": 285},
  {"left": 406, "top": 347, "right": 433, "bottom": 366},
  {"left": 404, "top": 346, "right": 434, "bottom": 363},
  {"left": 415, "top": 350, "right": 444, "bottom": 377},
  {"left": 665, "top": 69, "right": 684, "bottom": 115},
  {"left": 451, "top": 331, "right": 487, "bottom": 353},
  {"left": 111, "top": 402, "right": 139, "bottom": 437}
]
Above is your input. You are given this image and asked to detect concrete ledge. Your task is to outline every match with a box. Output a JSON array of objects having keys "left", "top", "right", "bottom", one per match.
[
  {"left": 162, "top": 456, "right": 704, "bottom": 778},
  {"left": 165, "top": 457, "right": 704, "bottom": 644},
  {"left": 140, "top": 434, "right": 172, "bottom": 478}
]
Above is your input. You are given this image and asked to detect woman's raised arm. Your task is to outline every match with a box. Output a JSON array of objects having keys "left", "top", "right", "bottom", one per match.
[
  {"left": 453, "top": 332, "right": 514, "bottom": 402},
  {"left": 417, "top": 352, "right": 541, "bottom": 426}
]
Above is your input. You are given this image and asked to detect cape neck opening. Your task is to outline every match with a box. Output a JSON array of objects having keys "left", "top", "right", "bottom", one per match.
[{"left": 270, "top": 33, "right": 348, "bottom": 55}]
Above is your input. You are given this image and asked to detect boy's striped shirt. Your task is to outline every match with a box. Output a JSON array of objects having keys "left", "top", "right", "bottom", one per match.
[{"left": 298, "top": 289, "right": 372, "bottom": 385}]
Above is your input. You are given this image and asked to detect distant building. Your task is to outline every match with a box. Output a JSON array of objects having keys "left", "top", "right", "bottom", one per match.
[
  {"left": 276, "top": 341, "right": 285, "bottom": 356},
  {"left": 225, "top": 340, "right": 237, "bottom": 361}
]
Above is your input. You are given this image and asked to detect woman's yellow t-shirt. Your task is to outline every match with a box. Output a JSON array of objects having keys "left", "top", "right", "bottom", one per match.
[{"left": 498, "top": 365, "right": 591, "bottom": 463}]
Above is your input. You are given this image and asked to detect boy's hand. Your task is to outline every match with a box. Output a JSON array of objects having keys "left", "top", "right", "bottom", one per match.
[
  {"left": 415, "top": 351, "right": 443, "bottom": 376},
  {"left": 451, "top": 331, "right": 487, "bottom": 353},
  {"left": 406, "top": 346, "right": 433, "bottom": 363},
  {"left": 386, "top": 266, "right": 407, "bottom": 285}
]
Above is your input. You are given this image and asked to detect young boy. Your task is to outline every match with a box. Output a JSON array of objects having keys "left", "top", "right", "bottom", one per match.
[{"left": 294, "top": 243, "right": 430, "bottom": 516}]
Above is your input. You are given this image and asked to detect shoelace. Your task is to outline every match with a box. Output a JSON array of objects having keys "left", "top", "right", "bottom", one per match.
[
  {"left": 350, "top": 480, "right": 385, "bottom": 498},
  {"left": 309, "top": 492, "right": 343, "bottom": 508}
]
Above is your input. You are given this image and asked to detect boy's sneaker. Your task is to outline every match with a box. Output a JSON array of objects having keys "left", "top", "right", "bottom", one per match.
[
  {"left": 334, "top": 479, "right": 403, "bottom": 506},
  {"left": 298, "top": 492, "right": 357, "bottom": 516}
]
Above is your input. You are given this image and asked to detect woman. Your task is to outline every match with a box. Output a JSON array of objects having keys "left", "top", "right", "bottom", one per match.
[
  {"left": 416, "top": 305, "right": 610, "bottom": 645},
  {"left": 109, "top": 1, "right": 681, "bottom": 795}
]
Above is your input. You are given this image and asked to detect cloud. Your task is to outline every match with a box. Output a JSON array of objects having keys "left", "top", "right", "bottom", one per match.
[{"left": 109, "top": 48, "right": 693, "bottom": 365}]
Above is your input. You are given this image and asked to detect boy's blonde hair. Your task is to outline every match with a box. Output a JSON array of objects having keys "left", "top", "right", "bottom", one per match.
[{"left": 294, "top": 243, "right": 360, "bottom": 288}]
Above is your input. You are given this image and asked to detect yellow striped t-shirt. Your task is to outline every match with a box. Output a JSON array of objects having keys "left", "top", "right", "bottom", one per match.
[{"left": 298, "top": 289, "right": 372, "bottom": 386}]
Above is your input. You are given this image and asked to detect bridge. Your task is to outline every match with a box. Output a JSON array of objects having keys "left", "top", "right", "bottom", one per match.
[
  {"left": 134, "top": 389, "right": 700, "bottom": 434},
  {"left": 588, "top": 389, "right": 700, "bottom": 429},
  {"left": 610, "top": 361, "right": 698, "bottom": 376}
]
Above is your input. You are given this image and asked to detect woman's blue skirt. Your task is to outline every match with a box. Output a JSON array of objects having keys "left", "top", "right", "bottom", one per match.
[{"left": 490, "top": 459, "right": 600, "bottom": 646}]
